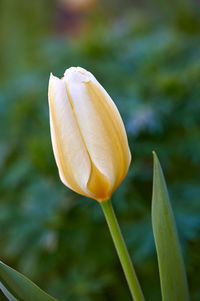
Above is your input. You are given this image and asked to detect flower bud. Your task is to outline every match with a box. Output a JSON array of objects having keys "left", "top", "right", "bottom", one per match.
[{"left": 48, "top": 67, "right": 131, "bottom": 201}]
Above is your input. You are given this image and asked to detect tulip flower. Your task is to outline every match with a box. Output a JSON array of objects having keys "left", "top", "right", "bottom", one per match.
[
  {"left": 48, "top": 67, "right": 145, "bottom": 301},
  {"left": 48, "top": 67, "right": 131, "bottom": 202}
]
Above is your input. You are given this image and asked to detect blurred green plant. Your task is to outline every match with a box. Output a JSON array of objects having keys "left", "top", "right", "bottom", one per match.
[{"left": 0, "top": 0, "right": 200, "bottom": 300}]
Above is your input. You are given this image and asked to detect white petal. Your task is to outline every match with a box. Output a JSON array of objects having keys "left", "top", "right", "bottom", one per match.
[
  {"left": 48, "top": 73, "right": 92, "bottom": 197},
  {"left": 64, "top": 67, "right": 131, "bottom": 194}
]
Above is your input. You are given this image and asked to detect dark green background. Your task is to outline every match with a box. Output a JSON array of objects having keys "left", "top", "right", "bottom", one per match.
[{"left": 0, "top": 0, "right": 200, "bottom": 300}]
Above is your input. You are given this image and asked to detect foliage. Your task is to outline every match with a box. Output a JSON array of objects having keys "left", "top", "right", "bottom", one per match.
[
  {"left": 0, "top": 0, "right": 200, "bottom": 300},
  {"left": 0, "top": 260, "right": 56, "bottom": 301},
  {"left": 152, "top": 152, "right": 190, "bottom": 301}
]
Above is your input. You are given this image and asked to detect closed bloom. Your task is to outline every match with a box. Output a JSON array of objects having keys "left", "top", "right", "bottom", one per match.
[{"left": 48, "top": 67, "right": 131, "bottom": 201}]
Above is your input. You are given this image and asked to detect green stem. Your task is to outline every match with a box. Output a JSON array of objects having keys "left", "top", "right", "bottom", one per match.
[{"left": 100, "top": 199, "right": 145, "bottom": 301}]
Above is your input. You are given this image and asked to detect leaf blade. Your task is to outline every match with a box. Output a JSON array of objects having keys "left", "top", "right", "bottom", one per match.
[
  {"left": 152, "top": 152, "right": 190, "bottom": 301},
  {"left": 0, "top": 281, "right": 17, "bottom": 301},
  {"left": 0, "top": 261, "right": 57, "bottom": 301}
]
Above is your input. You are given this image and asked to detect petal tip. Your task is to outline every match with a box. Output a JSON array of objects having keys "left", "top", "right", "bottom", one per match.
[
  {"left": 49, "top": 72, "right": 60, "bottom": 82},
  {"left": 64, "top": 66, "right": 92, "bottom": 83}
]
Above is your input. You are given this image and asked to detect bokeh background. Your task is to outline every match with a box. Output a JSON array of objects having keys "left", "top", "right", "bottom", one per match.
[{"left": 0, "top": 0, "right": 200, "bottom": 300}]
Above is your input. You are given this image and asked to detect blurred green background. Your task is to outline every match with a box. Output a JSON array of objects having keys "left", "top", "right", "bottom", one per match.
[{"left": 0, "top": 0, "right": 200, "bottom": 300}]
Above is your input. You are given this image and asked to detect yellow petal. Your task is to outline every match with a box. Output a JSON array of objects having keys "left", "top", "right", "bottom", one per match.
[
  {"left": 87, "top": 162, "right": 110, "bottom": 201},
  {"left": 64, "top": 67, "right": 131, "bottom": 197},
  {"left": 48, "top": 73, "right": 92, "bottom": 198}
]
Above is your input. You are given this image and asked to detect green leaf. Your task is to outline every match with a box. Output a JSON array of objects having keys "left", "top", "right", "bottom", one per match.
[
  {"left": 152, "top": 152, "right": 190, "bottom": 301},
  {"left": 0, "top": 261, "right": 57, "bottom": 301},
  {"left": 0, "top": 282, "right": 17, "bottom": 301}
]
